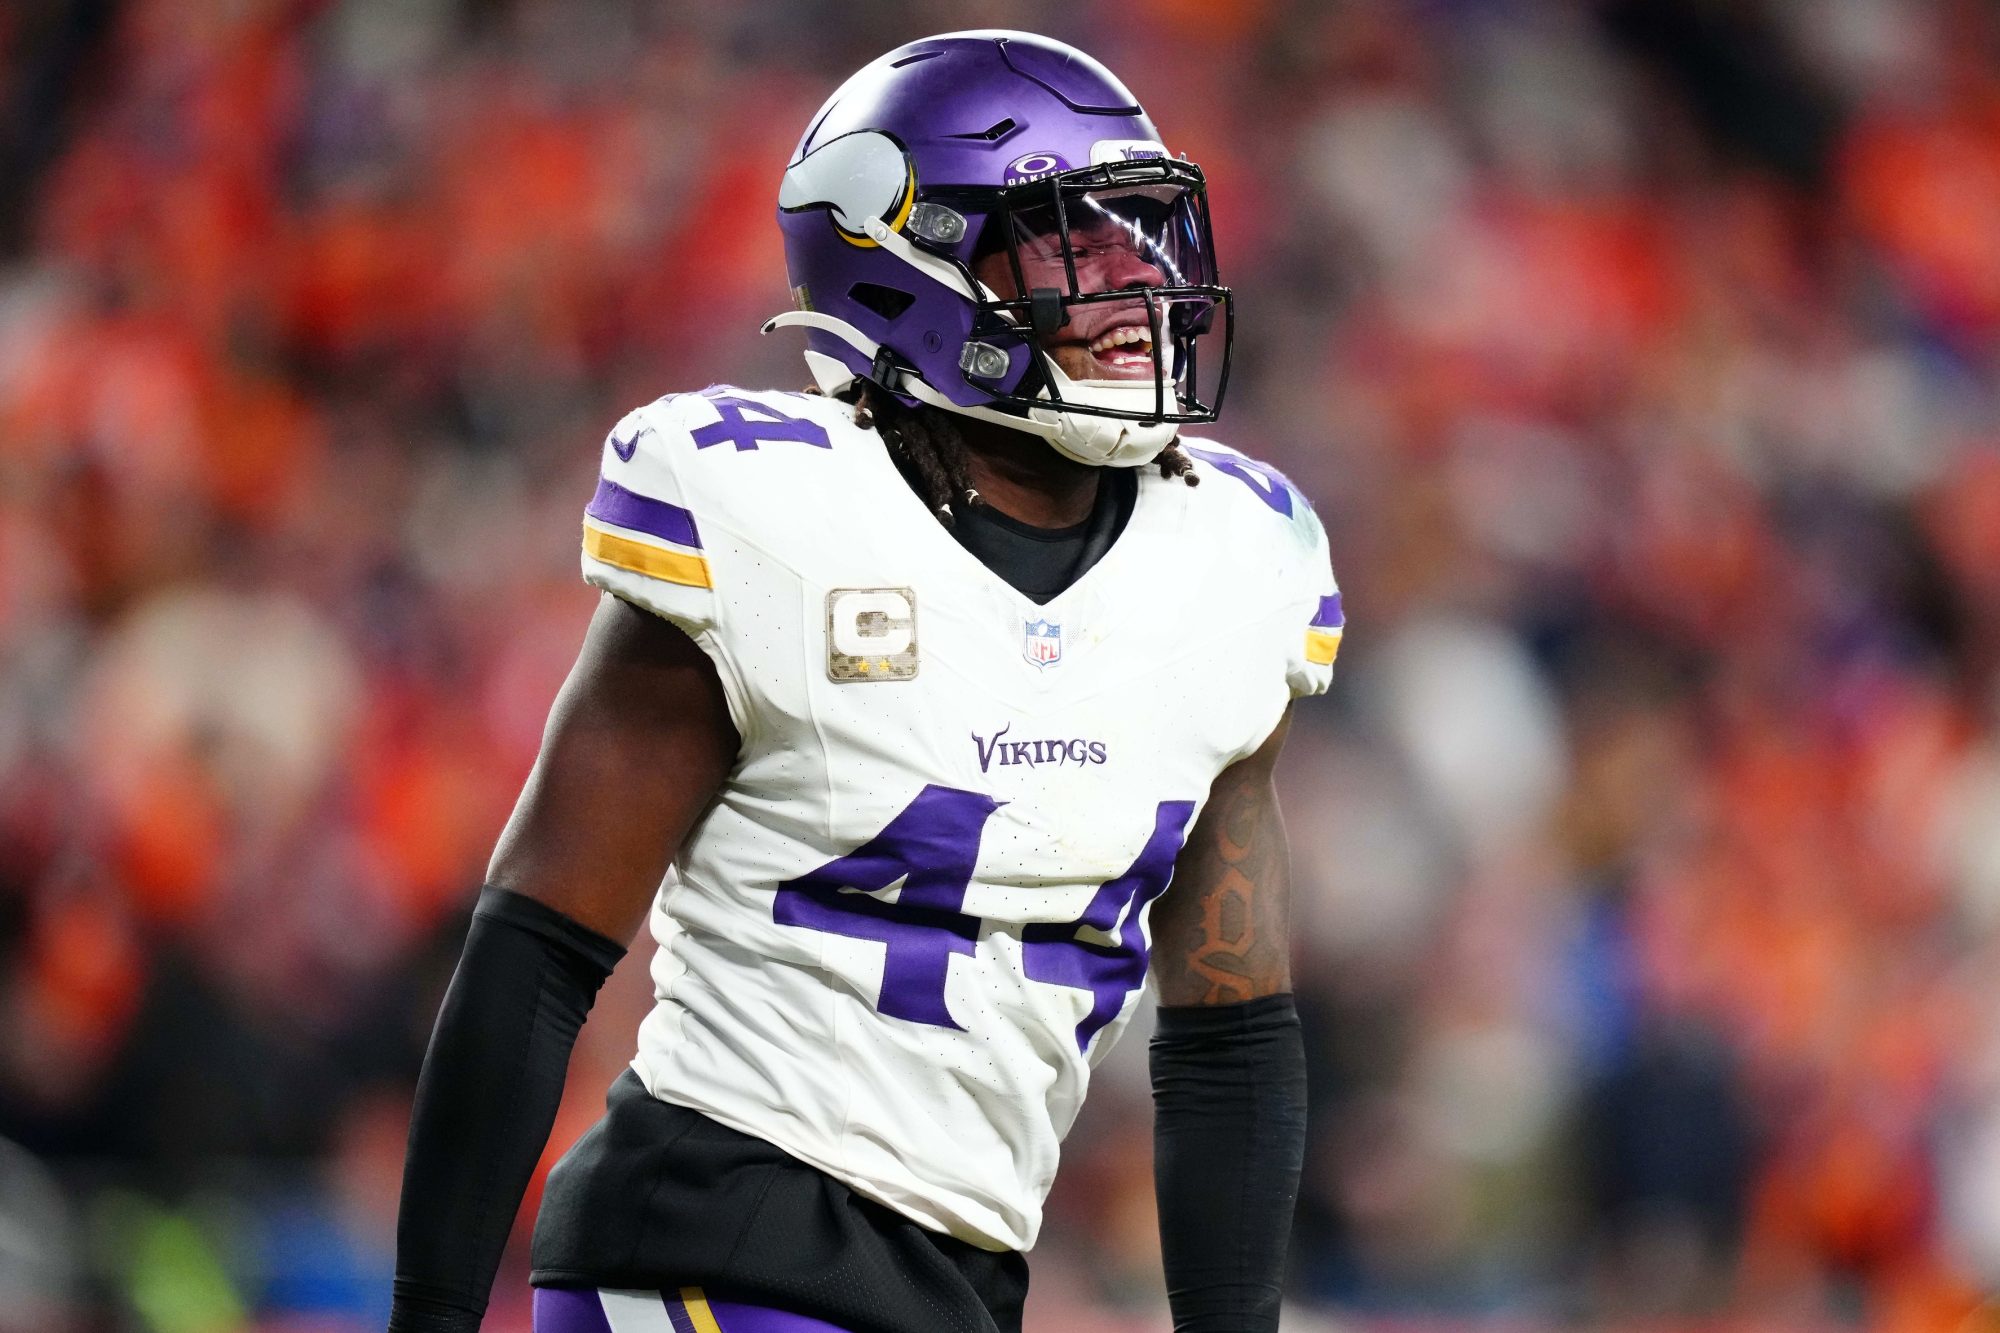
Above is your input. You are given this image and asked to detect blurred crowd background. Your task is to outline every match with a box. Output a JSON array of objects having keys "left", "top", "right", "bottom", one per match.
[{"left": 3, "top": 0, "right": 2000, "bottom": 1329}]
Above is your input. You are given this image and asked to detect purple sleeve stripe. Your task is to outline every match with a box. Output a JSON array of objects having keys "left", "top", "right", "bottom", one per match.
[
  {"left": 586, "top": 477, "right": 702, "bottom": 550},
  {"left": 1310, "top": 592, "right": 1344, "bottom": 629}
]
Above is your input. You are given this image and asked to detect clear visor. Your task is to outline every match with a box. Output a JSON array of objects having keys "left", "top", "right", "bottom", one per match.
[
  {"left": 1000, "top": 183, "right": 1219, "bottom": 294},
  {"left": 977, "top": 176, "right": 1227, "bottom": 418}
]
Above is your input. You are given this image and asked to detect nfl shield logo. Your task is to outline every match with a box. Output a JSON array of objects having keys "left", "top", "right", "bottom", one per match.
[{"left": 1024, "top": 618, "right": 1062, "bottom": 668}]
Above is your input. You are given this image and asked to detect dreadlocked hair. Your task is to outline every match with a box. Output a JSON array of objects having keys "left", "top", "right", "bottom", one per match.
[
  {"left": 842, "top": 381, "right": 978, "bottom": 524},
  {"left": 807, "top": 380, "right": 1198, "bottom": 526},
  {"left": 1157, "top": 437, "right": 1200, "bottom": 487}
]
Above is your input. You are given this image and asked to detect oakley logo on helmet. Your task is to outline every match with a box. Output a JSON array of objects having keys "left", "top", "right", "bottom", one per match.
[{"left": 1003, "top": 151, "right": 1070, "bottom": 185}]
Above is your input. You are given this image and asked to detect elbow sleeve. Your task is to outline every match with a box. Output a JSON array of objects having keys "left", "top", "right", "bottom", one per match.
[
  {"left": 1150, "top": 993, "right": 1307, "bottom": 1333},
  {"left": 389, "top": 888, "right": 625, "bottom": 1331}
]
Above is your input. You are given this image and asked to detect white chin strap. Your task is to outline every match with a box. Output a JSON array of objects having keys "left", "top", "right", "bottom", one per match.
[{"left": 762, "top": 217, "right": 1181, "bottom": 469}]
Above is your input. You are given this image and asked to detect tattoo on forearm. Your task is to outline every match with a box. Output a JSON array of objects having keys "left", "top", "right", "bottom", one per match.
[{"left": 1153, "top": 767, "right": 1291, "bottom": 1005}]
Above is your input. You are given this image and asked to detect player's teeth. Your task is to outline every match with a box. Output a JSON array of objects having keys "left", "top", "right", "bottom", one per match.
[{"left": 1090, "top": 327, "right": 1152, "bottom": 353}]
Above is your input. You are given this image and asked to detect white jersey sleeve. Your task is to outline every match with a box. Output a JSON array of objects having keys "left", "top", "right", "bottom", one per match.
[
  {"left": 580, "top": 397, "right": 723, "bottom": 634},
  {"left": 579, "top": 391, "right": 828, "bottom": 739},
  {"left": 1284, "top": 498, "right": 1343, "bottom": 699},
  {"left": 1178, "top": 441, "right": 1344, "bottom": 702}
]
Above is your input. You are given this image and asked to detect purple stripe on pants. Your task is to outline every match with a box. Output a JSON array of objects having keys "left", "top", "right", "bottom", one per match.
[
  {"left": 531, "top": 1287, "right": 614, "bottom": 1333},
  {"left": 587, "top": 476, "right": 704, "bottom": 549},
  {"left": 1311, "top": 591, "right": 1344, "bottom": 629}
]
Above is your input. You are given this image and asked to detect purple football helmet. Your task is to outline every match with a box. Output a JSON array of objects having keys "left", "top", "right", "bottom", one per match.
[{"left": 763, "top": 30, "right": 1232, "bottom": 467}]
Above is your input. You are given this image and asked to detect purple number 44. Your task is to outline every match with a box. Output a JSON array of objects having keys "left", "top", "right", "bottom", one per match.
[
  {"left": 689, "top": 392, "right": 831, "bottom": 452},
  {"left": 774, "top": 786, "right": 1196, "bottom": 1050},
  {"left": 1183, "top": 446, "right": 1297, "bottom": 517}
]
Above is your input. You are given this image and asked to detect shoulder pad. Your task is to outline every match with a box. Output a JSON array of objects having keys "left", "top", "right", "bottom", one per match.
[
  {"left": 580, "top": 387, "right": 872, "bottom": 636},
  {"left": 1179, "top": 437, "right": 1343, "bottom": 696}
]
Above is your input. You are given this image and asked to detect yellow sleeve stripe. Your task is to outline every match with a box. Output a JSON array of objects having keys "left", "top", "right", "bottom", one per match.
[
  {"left": 583, "top": 521, "right": 712, "bottom": 590},
  {"left": 1305, "top": 627, "right": 1343, "bottom": 666},
  {"left": 678, "top": 1287, "right": 724, "bottom": 1333}
]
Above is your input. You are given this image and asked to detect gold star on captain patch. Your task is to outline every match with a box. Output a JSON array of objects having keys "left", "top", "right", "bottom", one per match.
[
  {"left": 876, "top": 659, "right": 891, "bottom": 671},
  {"left": 857, "top": 659, "right": 872, "bottom": 673}
]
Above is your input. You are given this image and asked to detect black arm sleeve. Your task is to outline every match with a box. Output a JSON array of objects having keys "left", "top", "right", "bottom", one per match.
[
  {"left": 1150, "top": 993, "right": 1308, "bottom": 1333},
  {"left": 387, "top": 887, "right": 625, "bottom": 1333}
]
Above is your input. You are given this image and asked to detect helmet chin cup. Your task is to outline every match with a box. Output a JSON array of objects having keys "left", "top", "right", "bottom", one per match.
[
  {"left": 1041, "top": 413, "right": 1176, "bottom": 469},
  {"left": 1032, "top": 351, "right": 1180, "bottom": 467}
]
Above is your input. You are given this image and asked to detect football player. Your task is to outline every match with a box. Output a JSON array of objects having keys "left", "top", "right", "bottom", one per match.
[{"left": 387, "top": 30, "right": 1343, "bottom": 1333}]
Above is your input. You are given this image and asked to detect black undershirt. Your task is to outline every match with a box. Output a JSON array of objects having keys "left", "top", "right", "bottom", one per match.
[{"left": 947, "top": 467, "right": 1137, "bottom": 603}]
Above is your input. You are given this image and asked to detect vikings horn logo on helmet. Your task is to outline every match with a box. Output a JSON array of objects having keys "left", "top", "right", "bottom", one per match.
[{"left": 778, "top": 131, "right": 917, "bottom": 249}]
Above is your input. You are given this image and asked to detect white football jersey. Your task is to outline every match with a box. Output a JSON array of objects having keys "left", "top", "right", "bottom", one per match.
[{"left": 578, "top": 386, "right": 1341, "bottom": 1252}]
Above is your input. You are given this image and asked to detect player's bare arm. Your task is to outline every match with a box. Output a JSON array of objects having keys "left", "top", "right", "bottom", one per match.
[
  {"left": 387, "top": 596, "right": 733, "bottom": 1333},
  {"left": 487, "top": 592, "right": 738, "bottom": 942},
  {"left": 1149, "top": 708, "right": 1307, "bottom": 1333},
  {"left": 1150, "top": 709, "right": 1295, "bottom": 1006}
]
